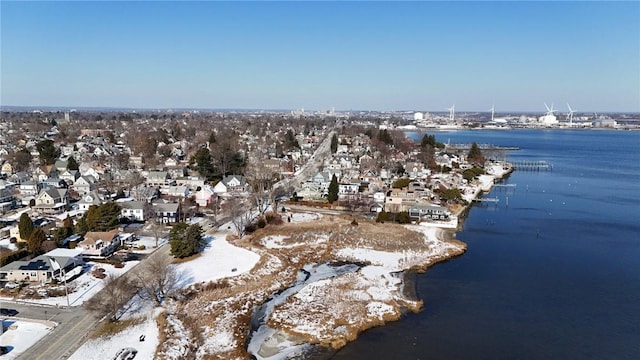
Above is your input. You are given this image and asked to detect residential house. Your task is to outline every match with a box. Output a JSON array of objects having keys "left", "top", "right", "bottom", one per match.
[
  {"left": 131, "top": 185, "right": 158, "bottom": 203},
  {"left": 146, "top": 171, "right": 170, "bottom": 188},
  {"left": 0, "top": 162, "right": 13, "bottom": 175},
  {"left": 0, "top": 248, "right": 83, "bottom": 284},
  {"left": 175, "top": 176, "right": 206, "bottom": 191},
  {"left": 408, "top": 204, "right": 450, "bottom": 220},
  {"left": 163, "top": 185, "right": 189, "bottom": 199},
  {"left": 33, "top": 166, "right": 53, "bottom": 182},
  {"left": 194, "top": 185, "right": 216, "bottom": 207},
  {"left": 54, "top": 159, "right": 68, "bottom": 172},
  {"left": 213, "top": 175, "right": 247, "bottom": 194},
  {"left": 76, "top": 229, "right": 121, "bottom": 258},
  {"left": 119, "top": 201, "right": 147, "bottom": 222},
  {"left": 72, "top": 176, "right": 95, "bottom": 196},
  {"left": 59, "top": 169, "right": 80, "bottom": 185},
  {"left": 17, "top": 180, "right": 41, "bottom": 206},
  {"left": 34, "top": 188, "right": 69, "bottom": 214},
  {"left": 0, "top": 180, "right": 15, "bottom": 204},
  {"left": 81, "top": 167, "right": 101, "bottom": 182},
  {"left": 338, "top": 183, "right": 360, "bottom": 199},
  {"left": 77, "top": 191, "right": 104, "bottom": 211},
  {"left": 152, "top": 202, "right": 180, "bottom": 223}
]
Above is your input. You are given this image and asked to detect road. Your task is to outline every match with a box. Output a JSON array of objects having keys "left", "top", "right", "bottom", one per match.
[
  {"left": 15, "top": 244, "right": 170, "bottom": 360},
  {"left": 275, "top": 126, "right": 337, "bottom": 192}
]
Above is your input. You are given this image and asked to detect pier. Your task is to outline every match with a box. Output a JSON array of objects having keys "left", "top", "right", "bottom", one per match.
[
  {"left": 511, "top": 160, "right": 552, "bottom": 171},
  {"left": 472, "top": 197, "right": 500, "bottom": 203}
]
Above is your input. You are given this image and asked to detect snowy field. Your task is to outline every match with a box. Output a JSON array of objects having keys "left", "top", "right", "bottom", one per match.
[
  {"left": 69, "top": 229, "right": 261, "bottom": 359},
  {"left": 68, "top": 307, "right": 162, "bottom": 360},
  {"left": 0, "top": 319, "right": 53, "bottom": 359},
  {"left": 177, "top": 233, "right": 260, "bottom": 285}
]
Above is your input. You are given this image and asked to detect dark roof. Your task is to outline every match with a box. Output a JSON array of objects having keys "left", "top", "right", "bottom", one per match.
[{"left": 18, "top": 259, "right": 51, "bottom": 271}]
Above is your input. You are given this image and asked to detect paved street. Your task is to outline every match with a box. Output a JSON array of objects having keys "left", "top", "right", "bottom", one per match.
[{"left": 14, "top": 244, "right": 169, "bottom": 360}]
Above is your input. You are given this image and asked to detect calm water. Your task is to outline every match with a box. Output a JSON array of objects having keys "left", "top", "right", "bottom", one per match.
[{"left": 332, "top": 129, "right": 640, "bottom": 360}]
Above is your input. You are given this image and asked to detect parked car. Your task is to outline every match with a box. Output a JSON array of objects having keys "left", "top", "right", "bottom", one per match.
[
  {"left": 113, "top": 347, "right": 137, "bottom": 360},
  {"left": 0, "top": 308, "right": 18, "bottom": 316}
]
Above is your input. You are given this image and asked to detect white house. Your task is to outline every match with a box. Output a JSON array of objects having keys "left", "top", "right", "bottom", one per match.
[
  {"left": 0, "top": 248, "right": 83, "bottom": 284},
  {"left": 77, "top": 229, "right": 121, "bottom": 258},
  {"left": 77, "top": 191, "right": 104, "bottom": 211},
  {"left": 120, "top": 201, "right": 147, "bottom": 222},
  {"left": 213, "top": 175, "right": 247, "bottom": 194},
  {"left": 72, "top": 176, "right": 95, "bottom": 196}
]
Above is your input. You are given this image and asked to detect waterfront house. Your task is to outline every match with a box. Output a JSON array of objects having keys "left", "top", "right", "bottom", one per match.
[{"left": 408, "top": 204, "right": 450, "bottom": 220}]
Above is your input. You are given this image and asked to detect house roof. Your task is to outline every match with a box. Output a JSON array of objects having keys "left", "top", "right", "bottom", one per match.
[
  {"left": 0, "top": 248, "right": 82, "bottom": 272},
  {"left": 152, "top": 202, "right": 179, "bottom": 212},
  {"left": 81, "top": 229, "right": 119, "bottom": 246},
  {"left": 119, "top": 201, "right": 145, "bottom": 210}
]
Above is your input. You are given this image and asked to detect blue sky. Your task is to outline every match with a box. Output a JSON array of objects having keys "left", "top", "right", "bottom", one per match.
[{"left": 1, "top": 1, "right": 638, "bottom": 112}]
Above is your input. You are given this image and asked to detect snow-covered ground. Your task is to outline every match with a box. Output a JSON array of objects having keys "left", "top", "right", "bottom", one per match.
[
  {"left": 0, "top": 319, "right": 53, "bottom": 359},
  {"left": 69, "top": 229, "right": 261, "bottom": 359},
  {"left": 177, "top": 234, "right": 260, "bottom": 285},
  {"left": 68, "top": 306, "right": 162, "bottom": 360}
]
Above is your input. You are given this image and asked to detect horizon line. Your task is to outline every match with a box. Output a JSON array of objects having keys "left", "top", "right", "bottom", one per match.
[{"left": 2, "top": 105, "right": 638, "bottom": 115}]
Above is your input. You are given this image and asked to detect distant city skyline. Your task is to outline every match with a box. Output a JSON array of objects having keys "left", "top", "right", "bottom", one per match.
[{"left": 1, "top": 1, "right": 638, "bottom": 113}]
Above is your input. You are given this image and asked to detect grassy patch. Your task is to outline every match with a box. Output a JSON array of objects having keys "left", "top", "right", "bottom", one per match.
[{"left": 91, "top": 317, "right": 145, "bottom": 339}]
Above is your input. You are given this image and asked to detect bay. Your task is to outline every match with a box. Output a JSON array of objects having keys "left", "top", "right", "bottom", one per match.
[{"left": 331, "top": 129, "right": 640, "bottom": 360}]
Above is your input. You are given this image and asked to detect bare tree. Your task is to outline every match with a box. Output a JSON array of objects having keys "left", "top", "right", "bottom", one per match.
[
  {"left": 226, "top": 195, "right": 253, "bottom": 236},
  {"left": 245, "top": 156, "right": 281, "bottom": 215},
  {"left": 85, "top": 273, "right": 138, "bottom": 322},
  {"left": 133, "top": 252, "right": 178, "bottom": 305}
]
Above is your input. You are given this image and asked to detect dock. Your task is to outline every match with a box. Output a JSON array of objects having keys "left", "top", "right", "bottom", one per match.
[
  {"left": 472, "top": 197, "right": 500, "bottom": 203},
  {"left": 511, "top": 160, "right": 552, "bottom": 171}
]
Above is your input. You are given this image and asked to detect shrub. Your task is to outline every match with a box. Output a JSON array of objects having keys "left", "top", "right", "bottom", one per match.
[
  {"left": 244, "top": 223, "right": 256, "bottom": 234},
  {"left": 376, "top": 211, "right": 390, "bottom": 223},
  {"left": 256, "top": 217, "right": 267, "bottom": 229},
  {"left": 397, "top": 211, "right": 411, "bottom": 224}
]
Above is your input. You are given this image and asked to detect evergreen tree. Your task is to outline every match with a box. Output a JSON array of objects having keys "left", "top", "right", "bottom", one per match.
[
  {"left": 66, "top": 155, "right": 80, "bottom": 170},
  {"left": 330, "top": 134, "right": 338, "bottom": 153},
  {"left": 36, "top": 139, "right": 60, "bottom": 165},
  {"left": 18, "top": 213, "right": 34, "bottom": 241},
  {"left": 190, "top": 147, "right": 215, "bottom": 180},
  {"left": 285, "top": 129, "right": 300, "bottom": 150},
  {"left": 327, "top": 174, "right": 339, "bottom": 203},
  {"left": 467, "top": 142, "right": 485, "bottom": 165},
  {"left": 169, "top": 223, "right": 205, "bottom": 258},
  {"left": 81, "top": 202, "right": 122, "bottom": 232},
  {"left": 27, "top": 227, "right": 46, "bottom": 255},
  {"left": 377, "top": 129, "right": 394, "bottom": 145}
]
